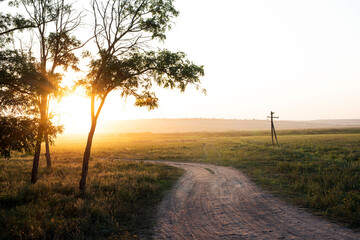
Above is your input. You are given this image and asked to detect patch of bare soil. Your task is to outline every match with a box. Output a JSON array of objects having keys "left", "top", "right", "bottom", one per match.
[{"left": 152, "top": 162, "right": 360, "bottom": 239}]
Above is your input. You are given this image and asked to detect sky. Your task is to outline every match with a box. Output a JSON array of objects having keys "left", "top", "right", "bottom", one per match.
[{"left": 44, "top": 0, "right": 360, "bottom": 131}]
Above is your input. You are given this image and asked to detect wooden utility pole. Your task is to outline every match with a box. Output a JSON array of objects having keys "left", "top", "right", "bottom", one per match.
[{"left": 267, "top": 111, "right": 279, "bottom": 145}]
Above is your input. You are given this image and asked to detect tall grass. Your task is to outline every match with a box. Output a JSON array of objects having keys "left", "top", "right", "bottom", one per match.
[
  {"left": 216, "top": 134, "right": 360, "bottom": 228},
  {"left": 0, "top": 155, "right": 183, "bottom": 239},
  {"left": 2, "top": 128, "right": 360, "bottom": 239},
  {"left": 64, "top": 129, "right": 360, "bottom": 229}
]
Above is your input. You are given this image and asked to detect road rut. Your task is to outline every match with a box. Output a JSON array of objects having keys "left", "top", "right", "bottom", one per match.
[{"left": 152, "top": 161, "right": 360, "bottom": 239}]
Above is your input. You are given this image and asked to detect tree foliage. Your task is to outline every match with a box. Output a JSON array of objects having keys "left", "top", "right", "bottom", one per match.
[
  {"left": 0, "top": 116, "right": 63, "bottom": 158},
  {"left": 0, "top": 11, "right": 36, "bottom": 46},
  {"left": 0, "top": 116, "right": 36, "bottom": 158},
  {"left": 0, "top": 50, "right": 54, "bottom": 114},
  {"left": 0, "top": 49, "right": 63, "bottom": 158},
  {"left": 81, "top": 50, "right": 204, "bottom": 110},
  {"left": 0, "top": 12, "right": 35, "bottom": 36}
]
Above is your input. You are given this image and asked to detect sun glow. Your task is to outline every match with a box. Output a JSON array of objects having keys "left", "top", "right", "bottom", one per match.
[{"left": 51, "top": 94, "right": 91, "bottom": 134}]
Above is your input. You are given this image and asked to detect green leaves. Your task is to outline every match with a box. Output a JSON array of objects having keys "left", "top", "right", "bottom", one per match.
[
  {"left": 0, "top": 50, "right": 52, "bottom": 114},
  {"left": 0, "top": 13, "right": 36, "bottom": 39},
  {"left": 148, "top": 50, "right": 205, "bottom": 91},
  {"left": 0, "top": 116, "right": 37, "bottom": 158},
  {"left": 47, "top": 32, "right": 81, "bottom": 71},
  {"left": 0, "top": 115, "right": 63, "bottom": 158},
  {"left": 134, "top": 91, "right": 159, "bottom": 110},
  {"left": 83, "top": 49, "right": 204, "bottom": 110},
  {"left": 141, "top": 0, "right": 179, "bottom": 40}
]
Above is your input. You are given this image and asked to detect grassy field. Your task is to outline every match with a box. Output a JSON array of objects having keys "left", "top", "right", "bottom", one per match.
[
  {"left": 0, "top": 155, "right": 183, "bottom": 239},
  {"left": 58, "top": 128, "right": 360, "bottom": 229},
  {"left": 1, "top": 128, "right": 360, "bottom": 239}
]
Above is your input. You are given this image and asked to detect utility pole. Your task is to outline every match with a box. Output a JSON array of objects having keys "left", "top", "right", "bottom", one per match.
[{"left": 267, "top": 111, "right": 279, "bottom": 145}]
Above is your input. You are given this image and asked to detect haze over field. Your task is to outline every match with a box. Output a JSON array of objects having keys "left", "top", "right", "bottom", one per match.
[
  {"left": 61, "top": 118, "right": 360, "bottom": 134},
  {"left": 48, "top": 0, "right": 360, "bottom": 133}
]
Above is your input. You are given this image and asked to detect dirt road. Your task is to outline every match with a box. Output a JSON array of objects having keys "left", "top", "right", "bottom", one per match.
[{"left": 152, "top": 161, "right": 360, "bottom": 239}]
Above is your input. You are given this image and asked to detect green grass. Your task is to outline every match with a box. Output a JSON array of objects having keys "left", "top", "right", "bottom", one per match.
[
  {"left": 215, "top": 134, "right": 360, "bottom": 228},
  {"left": 62, "top": 129, "right": 360, "bottom": 229},
  {"left": 0, "top": 156, "right": 183, "bottom": 239},
  {"left": 2, "top": 128, "right": 360, "bottom": 239}
]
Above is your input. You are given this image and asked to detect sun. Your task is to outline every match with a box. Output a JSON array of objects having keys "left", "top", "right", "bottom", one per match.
[{"left": 50, "top": 94, "right": 91, "bottom": 134}]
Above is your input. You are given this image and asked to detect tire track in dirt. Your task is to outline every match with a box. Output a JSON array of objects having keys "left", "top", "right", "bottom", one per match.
[{"left": 151, "top": 161, "right": 360, "bottom": 239}]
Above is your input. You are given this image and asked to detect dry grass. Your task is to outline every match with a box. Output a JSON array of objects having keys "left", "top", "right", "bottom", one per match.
[
  {"left": 53, "top": 129, "right": 360, "bottom": 229},
  {"left": 0, "top": 153, "right": 183, "bottom": 239},
  {"left": 2, "top": 128, "right": 360, "bottom": 239}
]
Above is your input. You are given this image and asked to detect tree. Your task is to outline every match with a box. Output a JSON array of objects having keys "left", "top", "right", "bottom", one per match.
[
  {"left": 0, "top": 0, "right": 82, "bottom": 182},
  {"left": 19, "top": 0, "right": 82, "bottom": 172},
  {"left": 0, "top": 49, "right": 62, "bottom": 159},
  {"left": 78, "top": 0, "right": 205, "bottom": 191},
  {"left": 0, "top": 47, "right": 55, "bottom": 181},
  {"left": 16, "top": 0, "right": 83, "bottom": 184}
]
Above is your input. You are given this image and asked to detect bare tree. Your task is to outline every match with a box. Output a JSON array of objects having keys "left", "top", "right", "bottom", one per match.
[{"left": 78, "top": 0, "right": 205, "bottom": 191}]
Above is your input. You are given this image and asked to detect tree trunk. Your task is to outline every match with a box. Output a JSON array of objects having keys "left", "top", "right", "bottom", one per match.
[
  {"left": 30, "top": 94, "right": 47, "bottom": 184},
  {"left": 30, "top": 138, "right": 41, "bottom": 184},
  {"left": 45, "top": 93, "right": 51, "bottom": 167},
  {"left": 79, "top": 94, "right": 108, "bottom": 191},
  {"left": 79, "top": 122, "right": 97, "bottom": 191},
  {"left": 45, "top": 134, "right": 51, "bottom": 167}
]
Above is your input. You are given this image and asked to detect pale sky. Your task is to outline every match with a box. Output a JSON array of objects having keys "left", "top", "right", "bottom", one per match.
[{"left": 50, "top": 0, "right": 360, "bottom": 132}]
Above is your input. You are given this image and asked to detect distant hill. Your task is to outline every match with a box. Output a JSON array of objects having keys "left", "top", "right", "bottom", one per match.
[{"left": 95, "top": 118, "right": 360, "bottom": 133}]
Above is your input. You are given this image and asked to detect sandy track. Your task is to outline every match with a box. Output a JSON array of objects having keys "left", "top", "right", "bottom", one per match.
[{"left": 151, "top": 161, "right": 360, "bottom": 240}]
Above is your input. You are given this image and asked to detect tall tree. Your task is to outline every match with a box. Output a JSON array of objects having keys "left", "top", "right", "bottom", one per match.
[
  {"left": 0, "top": 0, "right": 82, "bottom": 182},
  {"left": 40, "top": 0, "right": 82, "bottom": 167},
  {"left": 16, "top": 0, "right": 82, "bottom": 181},
  {"left": 78, "top": 0, "right": 205, "bottom": 191}
]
